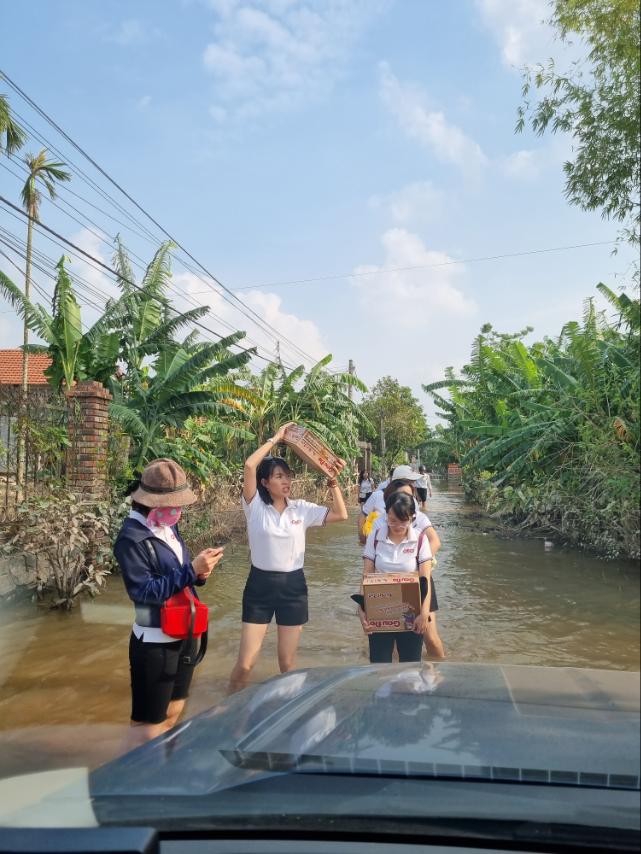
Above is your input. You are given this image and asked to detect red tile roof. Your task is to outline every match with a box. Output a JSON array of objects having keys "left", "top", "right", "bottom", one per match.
[{"left": 0, "top": 349, "right": 51, "bottom": 385}]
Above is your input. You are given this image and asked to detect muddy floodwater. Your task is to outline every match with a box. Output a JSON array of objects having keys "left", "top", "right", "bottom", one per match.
[{"left": 0, "top": 485, "right": 638, "bottom": 778}]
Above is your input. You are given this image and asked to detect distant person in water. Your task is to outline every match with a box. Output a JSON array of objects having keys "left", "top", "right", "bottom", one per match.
[
  {"left": 415, "top": 465, "right": 433, "bottom": 511},
  {"left": 358, "top": 470, "right": 375, "bottom": 506},
  {"left": 229, "top": 423, "right": 349, "bottom": 692}
]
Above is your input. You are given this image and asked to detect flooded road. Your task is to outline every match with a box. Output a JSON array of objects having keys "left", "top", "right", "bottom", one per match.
[{"left": 0, "top": 485, "right": 638, "bottom": 778}]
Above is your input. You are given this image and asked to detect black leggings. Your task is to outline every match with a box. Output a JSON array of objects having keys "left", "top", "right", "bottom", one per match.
[{"left": 368, "top": 631, "right": 423, "bottom": 663}]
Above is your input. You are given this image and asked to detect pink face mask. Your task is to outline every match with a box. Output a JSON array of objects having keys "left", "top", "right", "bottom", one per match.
[{"left": 148, "top": 506, "right": 182, "bottom": 527}]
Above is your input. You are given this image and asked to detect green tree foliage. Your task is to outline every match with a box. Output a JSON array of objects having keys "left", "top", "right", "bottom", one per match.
[
  {"left": 241, "top": 356, "right": 371, "bottom": 466},
  {"left": 0, "top": 91, "right": 26, "bottom": 155},
  {"left": 517, "top": 0, "right": 641, "bottom": 244},
  {"left": 110, "top": 335, "right": 253, "bottom": 471},
  {"left": 361, "top": 376, "right": 428, "bottom": 468},
  {"left": 0, "top": 257, "right": 121, "bottom": 389},
  {"left": 425, "top": 287, "right": 640, "bottom": 558}
]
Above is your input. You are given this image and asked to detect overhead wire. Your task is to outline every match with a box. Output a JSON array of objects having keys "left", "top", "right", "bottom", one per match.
[
  {"left": 0, "top": 71, "right": 319, "bottom": 367},
  {"left": 0, "top": 194, "right": 307, "bottom": 368},
  {"left": 2, "top": 115, "right": 306, "bottom": 367},
  {"left": 223, "top": 240, "right": 620, "bottom": 292}
]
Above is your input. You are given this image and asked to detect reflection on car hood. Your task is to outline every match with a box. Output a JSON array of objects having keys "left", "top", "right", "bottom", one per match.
[{"left": 91, "top": 662, "right": 640, "bottom": 800}]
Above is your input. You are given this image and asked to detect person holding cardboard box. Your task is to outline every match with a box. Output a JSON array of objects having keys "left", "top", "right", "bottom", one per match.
[
  {"left": 359, "top": 492, "right": 434, "bottom": 664},
  {"left": 229, "top": 423, "right": 348, "bottom": 691},
  {"left": 372, "top": 477, "right": 446, "bottom": 659}
]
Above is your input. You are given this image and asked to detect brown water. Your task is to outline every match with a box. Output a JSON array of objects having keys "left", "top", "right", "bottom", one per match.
[{"left": 0, "top": 485, "right": 638, "bottom": 778}]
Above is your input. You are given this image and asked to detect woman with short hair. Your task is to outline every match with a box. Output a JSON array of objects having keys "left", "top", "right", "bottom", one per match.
[{"left": 229, "top": 423, "right": 348, "bottom": 691}]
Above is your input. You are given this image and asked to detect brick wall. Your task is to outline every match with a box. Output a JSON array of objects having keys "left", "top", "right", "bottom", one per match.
[
  {"left": 65, "top": 381, "right": 112, "bottom": 498},
  {"left": 447, "top": 463, "right": 462, "bottom": 482}
]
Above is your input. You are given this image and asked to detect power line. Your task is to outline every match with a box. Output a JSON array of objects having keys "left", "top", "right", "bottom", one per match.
[
  {"left": 0, "top": 159, "right": 279, "bottom": 356},
  {"left": 0, "top": 71, "right": 319, "bottom": 367},
  {"left": 0, "top": 194, "right": 310, "bottom": 369},
  {"left": 3, "top": 117, "right": 309, "bottom": 369},
  {"left": 223, "top": 240, "right": 619, "bottom": 292}
]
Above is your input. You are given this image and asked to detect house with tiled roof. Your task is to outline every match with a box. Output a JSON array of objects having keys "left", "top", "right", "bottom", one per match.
[{"left": 0, "top": 349, "right": 51, "bottom": 387}]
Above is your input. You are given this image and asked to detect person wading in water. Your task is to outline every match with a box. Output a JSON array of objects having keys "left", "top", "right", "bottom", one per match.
[{"left": 229, "top": 423, "right": 349, "bottom": 692}]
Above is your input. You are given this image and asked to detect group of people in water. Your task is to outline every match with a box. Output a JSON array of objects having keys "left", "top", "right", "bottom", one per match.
[{"left": 114, "top": 427, "right": 445, "bottom": 746}]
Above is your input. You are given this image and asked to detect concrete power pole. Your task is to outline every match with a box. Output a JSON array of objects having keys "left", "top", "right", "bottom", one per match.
[{"left": 347, "top": 359, "right": 355, "bottom": 401}]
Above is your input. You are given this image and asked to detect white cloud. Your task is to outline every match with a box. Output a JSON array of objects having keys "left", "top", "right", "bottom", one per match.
[
  {"left": 350, "top": 228, "right": 476, "bottom": 331},
  {"left": 202, "top": 0, "right": 387, "bottom": 122},
  {"left": 474, "top": 0, "right": 556, "bottom": 68},
  {"left": 501, "top": 148, "right": 541, "bottom": 180},
  {"left": 379, "top": 63, "right": 488, "bottom": 175},
  {"left": 369, "top": 180, "right": 446, "bottom": 225},
  {"left": 176, "top": 272, "right": 329, "bottom": 366}
]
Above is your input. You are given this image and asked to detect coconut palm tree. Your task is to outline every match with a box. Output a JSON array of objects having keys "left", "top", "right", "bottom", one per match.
[
  {"left": 16, "top": 150, "right": 70, "bottom": 492},
  {"left": 0, "top": 92, "right": 26, "bottom": 155}
]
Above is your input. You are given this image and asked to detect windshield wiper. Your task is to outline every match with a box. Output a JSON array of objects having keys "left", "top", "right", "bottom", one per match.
[{"left": 221, "top": 749, "right": 640, "bottom": 791}]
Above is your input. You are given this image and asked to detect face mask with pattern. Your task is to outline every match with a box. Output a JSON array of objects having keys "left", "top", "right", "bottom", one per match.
[{"left": 148, "top": 506, "right": 182, "bottom": 527}]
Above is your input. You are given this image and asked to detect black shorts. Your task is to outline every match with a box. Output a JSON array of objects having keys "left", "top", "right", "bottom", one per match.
[
  {"left": 368, "top": 631, "right": 423, "bottom": 663},
  {"left": 242, "top": 565, "right": 308, "bottom": 626},
  {"left": 129, "top": 632, "right": 196, "bottom": 724},
  {"left": 358, "top": 492, "right": 372, "bottom": 505},
  {"left": 416, "top": 487, "right": 428, "bottom": 502}
]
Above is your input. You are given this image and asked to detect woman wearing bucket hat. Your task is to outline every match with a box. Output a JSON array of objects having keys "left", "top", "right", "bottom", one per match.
[
  {"left": 229, "top": 423, "right": 349, "bottom": 692},
  {"left": 114, "top": 458, "right": 224, "bottom": 748}
]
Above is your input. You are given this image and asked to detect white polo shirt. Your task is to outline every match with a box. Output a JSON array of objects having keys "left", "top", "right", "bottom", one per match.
[
  {"left": 242, "top": 493, "right": 329, "bottom": 572},
  {"left": 363, "top": 522, "right": 432, "bottom": 573}
]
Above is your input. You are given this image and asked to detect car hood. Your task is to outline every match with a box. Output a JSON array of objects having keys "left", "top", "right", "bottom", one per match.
[
  {"left": 1, "top": 662, "right": 639, "bottom": 833},
  {"left": 91, "top": 662, "right": 640, "bottom": 795}
]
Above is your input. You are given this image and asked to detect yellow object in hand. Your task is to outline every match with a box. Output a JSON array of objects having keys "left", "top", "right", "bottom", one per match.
[{"left": 363, "top": 511, "right": 380, "bottom": 536}]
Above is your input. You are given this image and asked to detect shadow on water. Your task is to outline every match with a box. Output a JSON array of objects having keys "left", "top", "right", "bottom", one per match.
[{"left": 0, "top": 485, "right": 638, "bottom": 778}]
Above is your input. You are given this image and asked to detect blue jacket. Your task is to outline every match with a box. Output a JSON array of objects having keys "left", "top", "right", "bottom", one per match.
[{"left": 113, "top": 517, "right": 205, "bottom": 627}]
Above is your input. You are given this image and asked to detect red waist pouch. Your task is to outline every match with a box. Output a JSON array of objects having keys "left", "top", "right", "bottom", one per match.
[{"left": 161, "top": 588, "right": 208, "bottom": 639}]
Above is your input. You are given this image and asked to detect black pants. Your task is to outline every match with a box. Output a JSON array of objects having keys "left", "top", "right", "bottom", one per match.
[{"left": 368, "top": 631, "right": 423, "bottom": 663}]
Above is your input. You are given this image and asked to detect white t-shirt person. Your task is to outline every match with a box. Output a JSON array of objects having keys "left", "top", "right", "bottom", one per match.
[
  {"left": 363, "top": 522, "right": 432, "bottom": 573},
  {"left": 416, "top": 472, "right": 432, "bottom": 493},
  {"left": 358, "top": 478, "right": 374, "bottom": 498},
  {"left": 242, "top": 494, "right": 328, "bottom": 572}
]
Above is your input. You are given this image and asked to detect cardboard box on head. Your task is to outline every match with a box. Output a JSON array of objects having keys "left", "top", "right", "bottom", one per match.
[
  {"left": 363, "top": 572, "right": 422, "bottom": 632},
  {"left": 284, "top": 424, "right": 342, "bottom": 478}
]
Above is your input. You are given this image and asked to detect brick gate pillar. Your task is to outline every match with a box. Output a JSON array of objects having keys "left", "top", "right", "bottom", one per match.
[{"left": 65, "top": 380, "right": 112, "bottom": 499}]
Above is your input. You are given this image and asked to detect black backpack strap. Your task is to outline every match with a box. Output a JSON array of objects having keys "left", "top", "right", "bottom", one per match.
[{"left": 144, "top": 538, "right": 162, "bottom": 574}]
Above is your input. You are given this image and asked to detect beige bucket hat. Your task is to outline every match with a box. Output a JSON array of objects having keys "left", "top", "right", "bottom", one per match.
[{"left": 130, "top": 458, "right": 197, "bottom": 507}]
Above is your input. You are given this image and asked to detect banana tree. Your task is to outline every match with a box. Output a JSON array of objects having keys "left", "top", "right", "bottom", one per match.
[
  {"left": 0, "top": 258, "right": 121, "bottom": 390},
  {"left": 109, "top": 333, "right": 255, "bottom": 471}
]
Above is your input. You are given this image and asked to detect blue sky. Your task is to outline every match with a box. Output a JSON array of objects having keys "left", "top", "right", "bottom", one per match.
[{"left": 0, "top": 0, "right": 635, "bottom": 417}]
